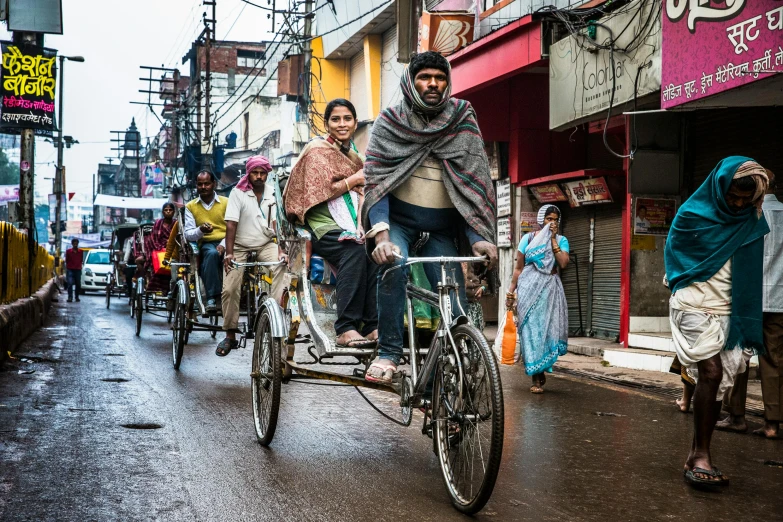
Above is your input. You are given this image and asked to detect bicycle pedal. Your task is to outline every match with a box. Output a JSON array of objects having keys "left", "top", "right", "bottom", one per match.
[{"left": 352, "top": 368, "right": 366, "bottom": 378}]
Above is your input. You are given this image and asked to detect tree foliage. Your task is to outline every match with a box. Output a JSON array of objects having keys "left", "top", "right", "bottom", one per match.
[{"left": 0, "top": 147, "right": 19, "bottom": 185}]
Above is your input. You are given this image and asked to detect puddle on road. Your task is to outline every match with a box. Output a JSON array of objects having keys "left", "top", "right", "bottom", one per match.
[
  {"left": 101, "top": 378, "right": 130, "bottom": 383},
  {"left": 765, "top": 460, "right": 783, "bottom": 468},
  {"left": 121, "top": 423, "right": 163, "bottom": 430},
  {"left": 101, "top": 354, "right": 125, "bottom": 357}
]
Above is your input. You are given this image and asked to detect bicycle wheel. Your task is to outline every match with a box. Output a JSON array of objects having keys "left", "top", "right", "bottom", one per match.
[
  {"left": 251, "top": 311, "right": 281, "bottom": 446},
  {"left": 172, "top": 298, "right": 186, "bottom": 370},
  {"left": 432, "top": 324, "right": 504, "bottom": 514}
]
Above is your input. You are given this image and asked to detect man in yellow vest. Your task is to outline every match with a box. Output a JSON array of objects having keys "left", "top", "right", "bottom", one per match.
[{"left": 183, "top": 171, "right": 228, "bottom": 312}]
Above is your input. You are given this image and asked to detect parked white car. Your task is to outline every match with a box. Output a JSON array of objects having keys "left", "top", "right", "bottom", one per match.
[{"left": 80, "top": 249, "right": 112, "bottom": 293}]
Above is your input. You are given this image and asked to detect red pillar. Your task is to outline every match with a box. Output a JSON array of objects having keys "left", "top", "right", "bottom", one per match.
[{"left": 619, "top": 116, "right": 632, "bottom": 347}]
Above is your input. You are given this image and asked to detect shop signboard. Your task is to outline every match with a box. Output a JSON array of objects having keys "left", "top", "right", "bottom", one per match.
[
  {"left": 496, "top": 178, "right": 511, "bottom": 217},
  {"left": 549, "top": 0, "right": 661, "bottom": 129},
  {"left": 0, "top": 184, "right": 19, "bottom": 202},
  {"left": 562, "top": 177, "right": 613, "bottom": 207},
  {"left": 0, "top": 43, "right": 57, "bottom": 137},
  {"left": 497, "top": 217, "right": 512, "bottom": 248},
  {"left": 662, "top": 0, "right": 783, "bottom": 109},
  {"left": 420, "top": 11, "right": 475, "bottom": 57},
  {"left": 141, "top": 162, "right": 165, "bottom": 197},
  {"left": 47, "top": 193, "right": 66, "bottom": 221},
  {"left": 529, "top": 183, "right": 568, "bottom": 204},
  {"left": 519, "top": 211, "right": 537, "bottom": 233},
  {"left": 633, "top": 197, "right": 676, "bottom": 236}
]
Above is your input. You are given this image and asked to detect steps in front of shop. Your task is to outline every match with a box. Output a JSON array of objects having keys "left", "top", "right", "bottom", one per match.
[
  {"left": 627, "top": 332, "right": 675, "bottom": 352},
  {"left": 603, "top": 347, "right": 676, "bottom": 373}
]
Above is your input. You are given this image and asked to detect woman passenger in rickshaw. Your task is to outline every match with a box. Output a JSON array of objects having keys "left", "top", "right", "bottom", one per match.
[
  {"left": 142, "top": 202, "right": 177, "bottom": 293},
  {"left": 283, "top": 98, "right": 378, "bottom": 348}
]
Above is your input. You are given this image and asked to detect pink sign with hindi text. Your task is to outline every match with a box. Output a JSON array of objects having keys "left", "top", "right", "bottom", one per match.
[{"left": 661, "top": 0, "right": 783, "bottom": 109}]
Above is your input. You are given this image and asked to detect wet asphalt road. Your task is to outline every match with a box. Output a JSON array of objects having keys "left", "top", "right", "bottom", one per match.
[{"left": 1, "top": 293, "right": 782, "bottom": 522}]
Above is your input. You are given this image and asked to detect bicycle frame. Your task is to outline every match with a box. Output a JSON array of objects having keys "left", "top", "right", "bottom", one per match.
[{"left": 395, "top": 255, "right": 486, "bottom": 406}]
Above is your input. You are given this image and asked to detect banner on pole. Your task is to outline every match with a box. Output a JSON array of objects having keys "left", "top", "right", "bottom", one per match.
[{"left": 0, "top": 43, "right": 57, "bottom": 137}]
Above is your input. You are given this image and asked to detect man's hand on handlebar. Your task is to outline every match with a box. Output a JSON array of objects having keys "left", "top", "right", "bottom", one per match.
[
  {"left": 223, "top": 253, "right": 235, "bottom": 274},
  {"left": 472, "top": 241, "right": 498, "bottom": 270},
  {"left": 371, "top": 230, "right": 400, "bottom": 265}
]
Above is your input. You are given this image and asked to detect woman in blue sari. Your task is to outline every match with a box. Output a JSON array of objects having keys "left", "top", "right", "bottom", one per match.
[{"left": 506, "top": 205, "right": 570, "bottom": 393}]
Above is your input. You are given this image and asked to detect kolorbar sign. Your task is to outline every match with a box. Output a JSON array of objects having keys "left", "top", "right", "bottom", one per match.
[
  {"left": 661, "top": 0, "right": 783, "bottom": 109},
  {"left": 549, "top": 0, "right": 661, "bottom": 130},
  {"left": 0, "top": 43, "right": 57, "bottom": 137}
]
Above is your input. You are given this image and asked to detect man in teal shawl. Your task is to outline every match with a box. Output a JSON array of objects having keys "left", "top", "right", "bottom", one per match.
[{"left": 665, "top": 156, "right": 769, "bottom": 490}]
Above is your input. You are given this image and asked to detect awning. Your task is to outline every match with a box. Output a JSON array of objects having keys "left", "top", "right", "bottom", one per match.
[
  {"left": 448, "top": 15, "right": 545, "bottom": 97},
  {"left": 93, "top": 194, "right": 170, "bottom": 209}
]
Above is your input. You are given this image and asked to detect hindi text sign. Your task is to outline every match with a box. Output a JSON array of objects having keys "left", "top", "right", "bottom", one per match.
[
  {"left": 529, "top": 183, "right": 568, "bottom": 204},
  {"left": 0, "top": 43, "right": 57, "bottom": 136},
  {"left": 496, "top": 178, "right": 511, "bottom": 217},
  {"left": 563, "top": 177, "right": 613, "bottom": 208},
  {"left": 497, "top": 217, "right": 512, "bottom": 248},
  {"left": 662, "top": 0, "right": 783, "bottom": 109}
]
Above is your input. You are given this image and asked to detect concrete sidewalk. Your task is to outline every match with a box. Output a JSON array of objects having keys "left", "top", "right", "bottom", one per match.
[{"left": 483, "top": 326, "right": 766, "bottom": 417}]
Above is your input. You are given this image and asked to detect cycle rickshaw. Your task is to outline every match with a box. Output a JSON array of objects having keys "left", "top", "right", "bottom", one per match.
[
  {"left": 167, "top": 207, "right": 279, "bottom": 369},
  {"left": 105, "top": 223, "right": 139, "bottom": 309},
  {"left": 247, "top": 172, "right": 505, "bottom": 514},
  {"left": 130, "top": 223, "right": 173, "bottom": 336}
]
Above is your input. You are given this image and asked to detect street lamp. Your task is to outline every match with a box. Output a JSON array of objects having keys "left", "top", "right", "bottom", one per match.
[{"left": 54, "top": 55, "right": 85, "bottom": 262}]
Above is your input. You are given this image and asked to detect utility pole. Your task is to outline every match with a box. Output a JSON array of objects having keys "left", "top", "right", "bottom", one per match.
[
  {"left": 203, "top": 0, "right": 216, "bottom": 146},
  {"left": 14, "top": 31, "right": 39, "bottom": 295},
  {"left": 301, "top": 1, "right": 313, "bottom": 138}
]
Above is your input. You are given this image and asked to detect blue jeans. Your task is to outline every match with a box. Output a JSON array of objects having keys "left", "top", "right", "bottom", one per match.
[
  {"left": 199, "top": 241, "right": 223, "bottom": 300},
  {"left": 66, "top": 269, "right": 81, "bottom": 300},
  {"left": 377, "top": 221, "right": 467, "bottom": 365}
]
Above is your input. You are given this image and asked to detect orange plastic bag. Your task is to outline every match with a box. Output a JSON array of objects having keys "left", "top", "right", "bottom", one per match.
[
  {"left": 500, "top": 310, "right": 517, "bottom": 365},
  {"left": 152, "top": 250, "right": 170, "bottom": 275}
]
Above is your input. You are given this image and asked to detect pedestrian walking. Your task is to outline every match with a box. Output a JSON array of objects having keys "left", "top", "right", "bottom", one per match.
[
  {"left": 65, "top": 238, "right": 83, "bottom": 303},
  {"left": 715, "top": 169, "right": 783, "bottom": 440},
  {"left": 665, "top": 156, "right": 769, "bottom": 490},
  {"left": 506, "top": 205, "right": 570, "bottom": 393}
]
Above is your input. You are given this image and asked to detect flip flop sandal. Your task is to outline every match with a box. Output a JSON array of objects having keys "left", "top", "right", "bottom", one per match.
[
  {"left": 684, "top": 467, "right": 730, "bottom": 490},
  {"left": 215, "top": 338, "right": 238, "bottom": 357},
  {"left": 365, "top": 361, "right": 397, "bottom": 384},
  {"left": 336, "top": 338, "right": 377, "bottom": 349}
]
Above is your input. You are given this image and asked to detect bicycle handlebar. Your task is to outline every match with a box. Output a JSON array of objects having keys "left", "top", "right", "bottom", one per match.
[
  {"left": 392, "top": 253, "right": 487, "bottom": 267},
  {"left": 230, "top": 260, "right": 285, "bottom": 269}
]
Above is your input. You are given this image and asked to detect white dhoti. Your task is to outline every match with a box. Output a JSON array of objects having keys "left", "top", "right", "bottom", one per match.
[{"left": 669, "top": 307, "right": 748, "bottom": 400}]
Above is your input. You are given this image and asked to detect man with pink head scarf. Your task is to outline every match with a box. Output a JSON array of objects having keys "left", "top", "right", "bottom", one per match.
[{"left": 216, "top": 154, "right": 286, "bottom": 356}]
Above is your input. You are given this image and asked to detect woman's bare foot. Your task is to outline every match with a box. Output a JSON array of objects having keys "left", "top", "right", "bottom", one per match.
[
  {"left": 676, "top": 397, "right": 690, "bottom": 413},
  {"left": 752, "top": 422, "right": 781, "bottom": 439},
  {"left": 336, "top": 330, "right": 374, "bottom": 348}
]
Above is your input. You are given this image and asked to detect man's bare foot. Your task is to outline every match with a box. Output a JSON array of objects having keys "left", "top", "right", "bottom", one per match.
[
  {"left": 752, "top": 422, "right": 781, "bottom": 439},
  {"left": 364, "top": 329, "right": 378, "bottom": 341},
  {"left": 715, "top": 415, "right": 748, "bottom": 433}
]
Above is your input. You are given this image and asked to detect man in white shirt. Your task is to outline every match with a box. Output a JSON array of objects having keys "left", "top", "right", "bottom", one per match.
[
  {"left": 216, "top": 155, "right": 286, "bottom": 356},
  {"left": 717, "top": 169, "right": 783, "bottom": 439}
]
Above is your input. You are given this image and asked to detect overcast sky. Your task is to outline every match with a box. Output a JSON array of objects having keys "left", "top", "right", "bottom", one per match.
[{"left": 1, "top": 0, "right": 276, "bottom": 202}]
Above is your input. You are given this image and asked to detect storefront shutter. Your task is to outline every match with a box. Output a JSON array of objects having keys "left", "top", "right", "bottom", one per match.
[
  {"left": 686, "top": 107, "right": 783, "bottom": 193},
  {"left": 560, "top": 207, "right": 590, "bottom": 337},
  {"left": 381, "top": 27, "right": 405, "bottom": 109},
  {"left": 350, "top": 51, "right": 368, "bottom": 121},
  {"left": 590, "top": 204, "right": 623, "bottom": 341}
]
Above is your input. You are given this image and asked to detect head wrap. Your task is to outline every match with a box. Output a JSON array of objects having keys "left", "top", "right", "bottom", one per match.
[
  {"left": 665, "top": 156, "right": 769, "bottom": 354},
  {"left": 236, "top": 155, "right": 272, "bottom": 191},
  {"left": 400, "top": 59, "right": 452, "bottom": 116},
  {"left": 537, "top": 205, "right": 561, "bottom": 227}
]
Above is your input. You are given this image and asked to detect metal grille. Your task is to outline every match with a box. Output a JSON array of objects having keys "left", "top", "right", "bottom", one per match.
[
  {"left": 686, "top": 107, "right": 783, "bottom": 193},
  {"left": 381, "top": 26, "right": 405, "bottom": 109},
  {"left": 560, "top": 207, "right": 590, "bottom": 337},
  {"left": 350, "top": 51, "right": 368, "bottom": 121},
  {"left": 590, "top": 204, "right": 623, "bottom": 341}
]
